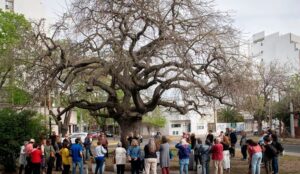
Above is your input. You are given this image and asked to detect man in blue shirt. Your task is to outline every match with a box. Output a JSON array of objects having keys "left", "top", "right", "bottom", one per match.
[{"left": 71, "top": 138, "right": 83, "bottom": 174}]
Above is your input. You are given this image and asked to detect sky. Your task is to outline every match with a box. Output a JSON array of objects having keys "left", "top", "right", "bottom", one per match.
[{"left": 43, "top": 0, "right": 300, "bottom": 38}]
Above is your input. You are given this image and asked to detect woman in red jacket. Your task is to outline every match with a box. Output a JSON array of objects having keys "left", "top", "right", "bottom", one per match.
[
  {"left": 211, "top": 138, "right": 223, "bottom": 174},
  {"left": 31, "top": 143, "right": 42, "bottom": 174}
]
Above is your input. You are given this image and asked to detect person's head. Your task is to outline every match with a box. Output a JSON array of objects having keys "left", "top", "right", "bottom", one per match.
[
  {"left": 148, "top": 138, "right": 156, "bottom": 153},
  {"left": 241, "top": 131, "right": 246, "bottom": 136},
  {"left": 75, "top": 137, "right": 81, "bottom": 144},
  {"left": 220, "top": 131, "right": 224, "bottom": 135},
  {"left": 264, "top": 135, "right": 271, "bottom": 144},
  {"left": 130, "top": 132, "right": 134, "bottom": 137},
  {"left": 223, "top": 136, "right": 230, "bottom": 145},
  {"left": 33, "top": 143, "right": 38, "bottom": 148},
  {"left": 131, "top": 139, "right": 139, "bottom": 146},
  {"left": 260, "top": 130, "right": 265, "bottom": 136},
  {"left": 41, "top": 139, "right": 46, "bottom": 145},
  {"left": 191, "top": 133, "right": 195, "bottom": 138},
  {"left": 97, "top": 141, "right": 101, "bottom": 146},
  {"left": 56, "top": 136, "right": 61, "bottom": 143},
  {"left": 246, "top": 139, "right": 258, "bottom": 146},
  {"left": 52, "top": 131, "right": 56, "bottom": 135},
  {"left": 161, "top": 136, "right": 168, "bottom": 144},
  {"left": 46, "top": 139, "right": 51, "bottom": 145},
  {"left": 226, "top": 128, "right": 230, "bottom": 132},
  {"left": 117, "top": 142, "right": 122, "bottom": 147},
  {"left": 180, "top": 138, "right": 188, "bottom": 145},
  {"left": 29, "top": 139, "right": 35, "bottom": 144},
  {"left": 63, "top": 141, "right": 69, "bottom": 148},
  {"left": 209, "top": 130, "right": 213, "bottom": 134},
  {"left": 215, "top": 137, "right": 221, "bottom": 144},
  {"left": 196, "top": 138, "right": 202, "bottom": 144}
]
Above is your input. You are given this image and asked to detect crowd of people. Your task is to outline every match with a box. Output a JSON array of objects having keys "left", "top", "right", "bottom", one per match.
[{"left": 19, "top": 128, "right": 284, "bottom": 174}]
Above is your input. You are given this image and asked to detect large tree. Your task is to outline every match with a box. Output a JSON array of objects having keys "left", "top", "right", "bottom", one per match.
[{"left": 25, "top": 0, "right": 241, "bottom": 144}]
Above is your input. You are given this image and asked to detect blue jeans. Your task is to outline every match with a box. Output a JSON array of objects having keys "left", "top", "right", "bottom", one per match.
[
  {"left": 95, "top": 157, "right": 105, "bottom": 174},
  {"left": 251, "top": 152, "right": 262, "bottom": 174},
  {"left": 72, "top": 160, "right": 83, "bottom": 174},
  {"left": 202, "top": 161, "right": 210, "bottom": 174},
  {"left": 179, "top": 158, "right": 189, "bottom": 174},
  {"left": 272, "top": 157, "right": 278, "bottom": 174},
  {"left": 85, "top": 146, "right": 93, "bottom": 160}
]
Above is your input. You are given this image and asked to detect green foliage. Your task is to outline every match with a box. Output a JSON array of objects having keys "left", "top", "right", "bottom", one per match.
[
  {"left": 0, "top": 109, "right": 47, "bottom": 172},
  {"left": 142, "top": 108, "right": 167, "bottom": 128},
  {"left": 217, "top": 107, "right": 244, "bottom": 123},
  {"left": 7, "top": 85, "right": 31, "bottom": 105}
]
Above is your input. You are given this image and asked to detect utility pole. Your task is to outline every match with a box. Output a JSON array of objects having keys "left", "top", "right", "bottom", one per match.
[{"left": 290, "top": 102, "right": 295, "bottom": 138}]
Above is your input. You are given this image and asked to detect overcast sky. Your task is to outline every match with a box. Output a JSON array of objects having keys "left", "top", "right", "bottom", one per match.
[{"left": 44, "top": 0, "right": 300, "bottom": 38}]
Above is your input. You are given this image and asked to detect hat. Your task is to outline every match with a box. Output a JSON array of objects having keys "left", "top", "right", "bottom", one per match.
[{"left": 29, "top": 139, "right": 35, "bottom": 143}]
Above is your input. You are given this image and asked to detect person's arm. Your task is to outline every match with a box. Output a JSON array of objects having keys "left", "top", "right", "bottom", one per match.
[
  {"left": 175, "top": 143, "right": 181, "bottom": 149},
  {"left": 101, "top": 146, "right": 107, "bottom": 154}
]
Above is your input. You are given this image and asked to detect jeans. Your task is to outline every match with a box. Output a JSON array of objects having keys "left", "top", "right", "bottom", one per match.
[
  {"left": 251, "top": 152, "right": 262, "bottom": 174},
  {"left": 241, "top": 145, "right": 248, "bottom": 160},
  {"left": 72, "top": 160, "right": 83, "bottom": 174},
  {"left": 145, "top": 158, "right": 157, "bottom": 174},
  {"left": 202, "top": 161, "right": 210, "bottom": 174},
  {"left": 117, "top": 164, "right": 125, "bottom": 174},
  {"left": 179, "top": 158, "right": 189, "bottom": 174},
  {"left": 62, "top": 165, "right": 70, "bottom": 174},
  {"left": 85, "top": 146, "right": 93, "bottom": 160},
  {"left": 272, "top": 157, "right": 279, "bottom": 174},
  {"left": 95, "top": 157, "right": 105, "bottom": 174}
]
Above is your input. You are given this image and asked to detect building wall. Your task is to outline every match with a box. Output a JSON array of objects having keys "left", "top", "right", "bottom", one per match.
[{"left": 250, "top": 31, "right": 300, "bottom": 73}]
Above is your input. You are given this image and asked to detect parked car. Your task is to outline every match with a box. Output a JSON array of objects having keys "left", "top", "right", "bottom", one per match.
[
  {"left": 89, "top": 132, "right": 99, "bottom": 139},
  {"left": 105, "top": 131, "right": 113, "bottom": 137},
  {"left": 69, "top": 132, "right": 88, "bottom": 144}
]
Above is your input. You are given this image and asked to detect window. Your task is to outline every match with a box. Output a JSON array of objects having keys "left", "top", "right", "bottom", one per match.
[
  {"left": 171, "top": 124, "right": 181, "bottom": 128},
  {"left": 172, "top": 131, "right": 179, "bottom": 135},
  {"left": 197, "top": 124, "right": 205, "bottom": 130},
  {"left": 5, "top": 0, "right": 14, "bottom": 11}
]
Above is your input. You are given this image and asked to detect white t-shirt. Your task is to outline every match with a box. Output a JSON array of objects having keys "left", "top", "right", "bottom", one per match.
[
  {"left": 115, "top": 147, "right": 127, "bottom": 165},
  {"left": 95, "top": 145, "right": 107, "bottom": 157}
]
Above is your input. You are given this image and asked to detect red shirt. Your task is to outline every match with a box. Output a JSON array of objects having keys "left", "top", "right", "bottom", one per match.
[
  {"left": 31, "top": 149, "right": 42, "bottom": 163},
  {"left": 212, "top": 143, "right": 223, "bottom": 160},
  {"left": 248, "top": 145, "right": 262, "bottom": 158}
]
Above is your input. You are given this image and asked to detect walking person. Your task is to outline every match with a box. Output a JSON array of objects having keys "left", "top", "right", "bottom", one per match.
[
  {"left": 206, "top": 130, "right": 214, "bottom": 144},
  {"left": 199, "top": 139, "right": 212, "bottom": 174},
  {"left": 25, "top": 139, "right": 35, "bottom": 174},
  {"left": 222, "top": 136, "right": 230, "bottom": 173},
  {"left": 240, "top": 131, "right": 248, "bottom": 161},
  {"left": 114, "top": 142, "right": 127, "bottom": 174},
  {"left": 175, "top": 138, "right": 191, "bottom": 174},
  {"left": 44, "top": 139, "right": 55, "bottom": 174},
  {"left": 144, "top": 138, "right": 158, "bottom": 174},
  {"left": 60, "top": 141, "right": 71, "bottom": 174},
  {"left": 84, "top": 133, "right": 93, "bottom": 160},
  {"left": 229, "top": 129, "right": 237, "bottom": 157},
  {"left": 31, "top": 143, "right": 42, "bottom": 174},
  {"left": 159, "top": 136, "right": 170, "bottom": 174},
  {"left": 127, "top": 139, "right": 141, "bottom": 174},
  {"left": 71, "top": 138, "right": 84, "bottom": 174},
  {"left": 247, "top": 139, "right": 262, "bottom": 174},
  {"left": 211, "top": 138, "right": 223, "bottom": 174},
  {"left": 19, "top": 141, "right": 28, "bottom": 174},
  {"left": 271, "top": 134, "right": 284, "bottom": 174},
  {"left": 194, "top": 138, "right": 202, "bottom": 170},
  {"left": 94, "top": 141, "right": 107, "bottom": 174}
]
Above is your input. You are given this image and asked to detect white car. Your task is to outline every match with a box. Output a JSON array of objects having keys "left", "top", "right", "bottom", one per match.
[{"left": 68, "top": 132, "right": 88, "bottom": 144}]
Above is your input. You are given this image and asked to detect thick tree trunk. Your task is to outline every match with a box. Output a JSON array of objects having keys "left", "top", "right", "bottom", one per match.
[
  {"left": 257, "top": 119, "right": 262, "bottom": 133},
  {"left": 117, "top": 118, "right": 141, "bottom": 148}
]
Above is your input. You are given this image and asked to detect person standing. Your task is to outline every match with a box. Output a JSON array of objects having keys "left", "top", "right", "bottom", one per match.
[
  {"left": 25, "top": 139, "right": 35, "bottom": 174},
  {"left": 159, "top": 136, "right": 170, "bottom": 174},
  {"left": 127, "top": 139, "right": 141, "bottom": 174},
  {"left": 144, "top": 138, "right": 158, "bottom": 174},
  {"left": 98, "top": 133, "right": 109, "bottom": 158},
  {"left": 240, "top": 131, "right": 248, "bottom": 161},
  {"left": 60, "top": 141, "right": 71, "bottom": 174},
  {"left": 271, "top": 134, "right": 283, "bottom": 174},
  {"left": 247, "top": 139, "right": 262, "bottom": 174},
  {"left": 206, "top": 130, "right": 214, "bottom": 144},
  {"left": 193, "top": 138, "right": 202, "bottom": 169},
  {"left": 222, "top": 136, "right": 230, "bottom": 173},
  {"left": 199, "top": 139, "right": 212, "bottom": 174},
  {"left": 31, "top": 143, "right": 42, "bottom": 174},
  {"left": 175, "top": 138, "right": 191, "bottom": 174},
  {"left": 229, "top": 129, "right": 237, "bottom": 157},
  {"left": 71, "top": 138, "right": 84, "bottom": 174},
  {"left": 44, "top": 139, "right": 55, "bottom": 174},
  {"left": 115, "top": 142, "right": 127, "bottom": 174},
  {"left": 211, "top": 138, "right": 223, "bottom": 174},
  {"left": 263, "top": 136, "right": 277, "bottom": 174},
  {"left": 94, "top": 141, "right": 107, "bottom": 174},
  {"left": 54, "top": 136, "right": 63, "bottom": 171},
  {"left": 84, "top": 133, "right": 93, "bottom": 160},
  {"left": 19, "top": 141, "right": 28, "bottom": 174}
]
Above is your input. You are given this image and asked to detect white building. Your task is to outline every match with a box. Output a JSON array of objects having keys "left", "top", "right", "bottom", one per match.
[
  {"left": 250, "top": 31, "right": 300, "bottom": 72},
  {"left": 0, "top": 0, "right": 45, "bottom": 20}
]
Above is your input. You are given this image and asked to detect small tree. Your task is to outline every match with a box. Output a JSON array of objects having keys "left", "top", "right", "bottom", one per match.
[{"left": 217, "top": 107, "right": 244, "bottom": 123}]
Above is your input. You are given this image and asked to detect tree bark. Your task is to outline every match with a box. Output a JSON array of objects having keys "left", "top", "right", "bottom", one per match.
[{"left": 117, "top": 118, "right": 142, "bottom": 148}]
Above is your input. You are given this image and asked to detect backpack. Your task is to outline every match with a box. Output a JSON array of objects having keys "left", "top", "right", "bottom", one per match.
[
  {"left": 267, "top": 144, "right": 278, "bottom": 158},
  {"left": 272, "top": 141, "right": 284, "bottom": 153}
]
